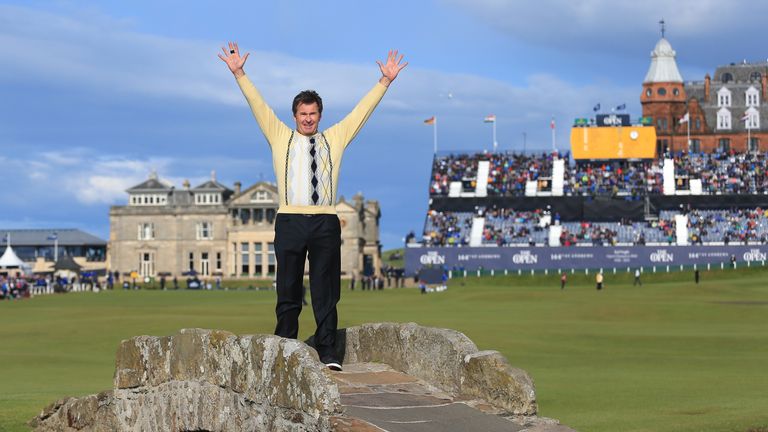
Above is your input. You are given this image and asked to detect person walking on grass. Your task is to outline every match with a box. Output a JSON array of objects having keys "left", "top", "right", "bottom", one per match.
[
  {"left": 633, "top": 268, "right": 642, "bottom": 286},
  {"left": 220, "top": 42, "right": 407, "bottom": 372},
  {"left": 596, "top": 271, "right": 604, "bottom": 291}
]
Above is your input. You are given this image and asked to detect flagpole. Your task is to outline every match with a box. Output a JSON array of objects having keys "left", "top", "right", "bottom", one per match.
[
  {"left": 687, "top": 115, "right": 690, "bottom": 152},
  {"left": 493, "top": 120, "right": 497, "bottom": 153},
  {"left": 523, "top": 132, "right": 527, "bottom": 153},
  {"left": 433, "top": 117, "right": 438, "bottom": 154},
  {"left": 551, "top": 116, "right": 556, "bottom": 152}
]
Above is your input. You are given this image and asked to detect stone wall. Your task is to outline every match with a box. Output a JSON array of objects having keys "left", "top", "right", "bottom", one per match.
[{"left": 32, "top": 324, "right": 539, "bottom": 431}]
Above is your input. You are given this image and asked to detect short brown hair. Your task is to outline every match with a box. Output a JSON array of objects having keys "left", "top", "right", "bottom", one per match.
[{"left": 292, "top": 90, "right": 323, "bottom": 115}]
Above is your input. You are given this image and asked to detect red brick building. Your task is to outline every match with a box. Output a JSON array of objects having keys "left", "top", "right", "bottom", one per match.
[{"left": 641, "top": 36, "right": 768, "bottom": 153}]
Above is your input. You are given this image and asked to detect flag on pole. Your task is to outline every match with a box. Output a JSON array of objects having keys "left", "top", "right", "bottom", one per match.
[
  {"left": 593, "top": 103, "right": 601, "bottom": 112},
  {"left": 424, "top": 116, "right": 436, "bottom": 125},
  {"left": 741, "top": 112, "right": 750, "bottom": 121},
  {"left": 484, "top": 114, "right": 496, "bottom": 123},
  {"left": 615, "top": 103, "right": 626, "bottom": 111},
  {"left": 678, "top": 112, "right": 689, "bottom": 124},
  {"left": 550, "top": 117, "right": 556, "bottom": 130}
]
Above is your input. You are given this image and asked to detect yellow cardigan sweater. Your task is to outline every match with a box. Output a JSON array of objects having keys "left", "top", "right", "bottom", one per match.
[{"left": 236, "top": 74, "right": 387, "bottom": 215}]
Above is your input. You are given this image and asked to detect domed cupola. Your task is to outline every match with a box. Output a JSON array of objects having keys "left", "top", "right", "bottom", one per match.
[{"left": 644, "top": 37, "right": 684, "bottom": 84}]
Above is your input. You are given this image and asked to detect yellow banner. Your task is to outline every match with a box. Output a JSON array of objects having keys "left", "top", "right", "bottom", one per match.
[{"left": 570, "top": 126, "right": 657, "bottom": 159}]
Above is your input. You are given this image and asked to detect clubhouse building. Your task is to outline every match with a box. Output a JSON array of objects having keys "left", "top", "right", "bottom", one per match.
[{"left": 108, "top": 172, "right": 382, "bottom": 280}]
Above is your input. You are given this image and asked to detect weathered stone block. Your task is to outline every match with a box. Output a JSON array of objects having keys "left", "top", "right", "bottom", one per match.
[
  {"left": 324, "top": 323, "right": 536, "bottom": 415},
  {"left": 35, "top": 329, "right": 342, "bottom": 431},
  {"left": 337, "top": 322, "right": 478, "bottom": 394},
  {"left": 461, "top": 350, "right": 537, "bottom": 415}
]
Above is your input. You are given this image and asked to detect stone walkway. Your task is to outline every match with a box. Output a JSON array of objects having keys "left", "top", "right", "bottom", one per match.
[{"left": 329, "top": 363, "right": 576, "bottom": 432}]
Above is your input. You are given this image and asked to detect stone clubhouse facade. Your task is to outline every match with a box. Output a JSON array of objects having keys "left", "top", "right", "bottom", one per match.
[{"left": 108, "top": 172, "right": 382, "bottom": 280}]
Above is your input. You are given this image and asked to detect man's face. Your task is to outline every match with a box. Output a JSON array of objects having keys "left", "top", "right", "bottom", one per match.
[{"left": 294, "top": 102, "right": 321, "bottom": 136}]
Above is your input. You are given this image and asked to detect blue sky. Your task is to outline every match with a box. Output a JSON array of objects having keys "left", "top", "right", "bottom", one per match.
[{"left": 3, "top": 0, "right": 768, "bottom": 249}]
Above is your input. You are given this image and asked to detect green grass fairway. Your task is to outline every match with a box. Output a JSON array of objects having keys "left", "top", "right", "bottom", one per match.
[{"left": 2, "top": 270, "right": 768, "bottom": 431}]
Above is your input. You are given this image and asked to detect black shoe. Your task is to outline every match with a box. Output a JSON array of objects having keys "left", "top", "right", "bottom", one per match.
[{"left": 321, "top": 357, "right": 342, "bottom": 371}]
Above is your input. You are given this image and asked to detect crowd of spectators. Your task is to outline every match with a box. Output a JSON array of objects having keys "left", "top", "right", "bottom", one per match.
[
  {"left": 430, "top": 153, "right": 479, "bottom": 195},
  {"left": 421, "top": 150, "right": 768, "bottom": 247},
  {"left": 481, "top": 207, "right": 547, "bottom": 246},
  {"left": 1, "top": 275, "right": 30, "bottom": 299},
  {"left": 430, "top": 151, "right": 562, "bottom": 196},
  {"left": 485, "top": 153, "right": 556, "bottom": 196},
  {"left": 556, "top": 217, "right": 676, "bottom": 246},
  {"left": 558, "top": 222, "right": 619, "bottom": 246},
  {"left": 684, "top": 208, "right": 768, "bottom": 245},
  {"left": 672, "top": 151, "right": 768, "bottom": 195},
  {"left": 422, "top": 210, "right": 472, "bottom": 246},
  {"left": 429, "top": 150, "right": 768, "bottom": 197},
  {"left": 563, "top": 160, "right": 663, "bottom": 197},
  {"left": 419, "top": 206, "right": 768, "bottom": 247}
]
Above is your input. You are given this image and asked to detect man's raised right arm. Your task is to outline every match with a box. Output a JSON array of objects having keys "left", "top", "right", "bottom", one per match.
[{"left": 219, "top": 41, "right": 287, "bottom": 144}]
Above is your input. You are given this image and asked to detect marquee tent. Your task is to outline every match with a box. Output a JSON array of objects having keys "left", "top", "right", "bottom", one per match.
[{"left": 0, "top": 246, "right": 25, "bottom": 267}]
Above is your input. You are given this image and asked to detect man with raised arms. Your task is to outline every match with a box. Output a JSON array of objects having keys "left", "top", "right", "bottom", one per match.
[{"left": 219, "top": 42, "right": 407, "bottom": 371}]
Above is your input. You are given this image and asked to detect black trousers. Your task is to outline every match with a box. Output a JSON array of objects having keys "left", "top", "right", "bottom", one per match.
[{"left": 273, "top": 213, "right": 341, "bottom": 360}]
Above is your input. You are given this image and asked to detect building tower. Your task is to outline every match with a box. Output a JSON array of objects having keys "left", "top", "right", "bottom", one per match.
[{"left": 641, "top": 20, "right": 688, "bottom": 153}]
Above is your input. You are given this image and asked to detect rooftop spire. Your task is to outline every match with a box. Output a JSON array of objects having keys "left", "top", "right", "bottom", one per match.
[{"left": 659, "top": 18, "right": 666, "bottom": 39}]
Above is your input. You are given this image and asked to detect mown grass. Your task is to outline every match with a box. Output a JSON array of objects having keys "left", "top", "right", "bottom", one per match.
[{"left": 1, "top": 267, "right": 767, "bottom": 431}]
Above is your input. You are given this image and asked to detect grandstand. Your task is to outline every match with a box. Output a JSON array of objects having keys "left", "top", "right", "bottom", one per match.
[
  {"left": 407, "top": 148, "right": 768, "bottom": 275},
  {"left": 407, "top": 32, "right": 768, "bottom": 276}
]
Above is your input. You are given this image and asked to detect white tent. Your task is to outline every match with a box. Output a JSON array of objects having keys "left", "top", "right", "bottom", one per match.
[
  {"left": 0, "top": 245, "right": 25, "bottom": 268},
  {"left": 0, "top": 234, "right": 31, "bottom": 274}
]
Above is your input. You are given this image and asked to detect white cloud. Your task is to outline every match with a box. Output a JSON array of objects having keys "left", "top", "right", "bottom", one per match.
[
  {"left": 75, "top": 175, "right": 139, "bottom": 204},
  {"left": 41, "top": 151, "right": 84, "bottom": 166},
  {"left": 2, "top": 148, "right": 274, "bottom": 206}
]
